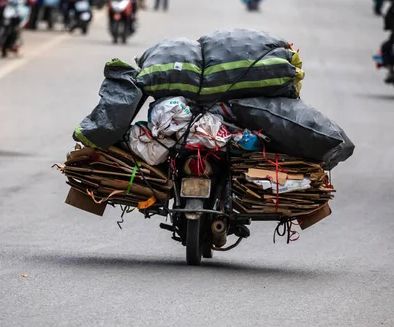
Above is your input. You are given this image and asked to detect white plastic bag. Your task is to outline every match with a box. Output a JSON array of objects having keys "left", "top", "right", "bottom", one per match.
[
  {"left": 148, "top": 97, "right": 192, "bottom": 138},
  {"left": 177, "top": 113, "right": 231, "bottom": 149},
  {"left": 128, "top": 123, "right": 175, "bottom": 166}
]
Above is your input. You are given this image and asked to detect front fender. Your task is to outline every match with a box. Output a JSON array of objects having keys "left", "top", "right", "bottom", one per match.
[{"left": 184, "top": 198, "right": 205, "bottom": 220}]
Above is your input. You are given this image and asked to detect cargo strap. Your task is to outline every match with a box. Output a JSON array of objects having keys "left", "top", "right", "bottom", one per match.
[{"left": 126, "top": 165, "right": 139, "bottom": 194}]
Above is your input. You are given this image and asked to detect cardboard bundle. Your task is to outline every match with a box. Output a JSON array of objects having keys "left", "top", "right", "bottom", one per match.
[
  {"left": 55, "top": 145, "right": 172, "bottom": 215},
  {"left": 230, "top": 151, "right": 335, "bottom": 220}
]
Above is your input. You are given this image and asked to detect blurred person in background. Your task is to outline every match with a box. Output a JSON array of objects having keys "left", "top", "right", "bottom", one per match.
[
  {"left": 384, "top": 0, "right": 394, "bottom": 30},
  {"left": 374, "top": 0, "right": 385, "bottom": 15},
  {"left": 0, "top": 0, "right": 7, "bottom": 17},
  {"left": 61, "top": 0, "right": 75, "bottom": 28},
  {"left": 26, "top": 0, "right": 42, "bottom": 29},
  {"left": 382, "top": 1, "right": 394, "bottom": 82},
  {"left": 154, "top": 0, "right": 167, "bottom": 11},
  {"left": 137, "top": 0, "right": 145, "bottom": 9}
]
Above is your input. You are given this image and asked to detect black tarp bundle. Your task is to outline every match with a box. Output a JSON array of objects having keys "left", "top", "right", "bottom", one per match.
[
  {"left": 197, "top": 29, "right": 303, "bottom": 102},
  {"left": 72, "top": 30, "right": 354, "bottom": 169},
  {"left": 136, "top": 29, "right": 304, "bottom": 103},
  {"left": 136, "top": 38, "right": 203, "bottom": 100},
  {"left": 73, "top": 59, "right": 144, "bottom": 149},
  {"left": 228, "top": 97, "right": 355, "bottom": 169}
]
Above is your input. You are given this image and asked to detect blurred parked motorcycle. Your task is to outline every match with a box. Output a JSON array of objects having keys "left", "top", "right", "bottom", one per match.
[
  {"left": 66, "top": 0, "right": 92, "bottom": 34},
  {"left": 0, "top": 0, "right": 29, "bottom": 57}
]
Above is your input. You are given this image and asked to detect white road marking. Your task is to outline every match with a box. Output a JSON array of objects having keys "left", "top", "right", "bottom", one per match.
[
  {"left": 0, "top": 33, "right": 71, "bottom": 80},
  {"left": 0, "top": 9, "right": 106, "bottom": 80}
]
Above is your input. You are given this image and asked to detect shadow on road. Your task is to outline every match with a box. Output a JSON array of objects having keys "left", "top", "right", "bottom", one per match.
[
  {"left": 0, "top": 150, "right": 34, "bottom": 157},
  {"left": 357, "top": 93, "right": 394, "bottom": 101},
  {"left": 28, "top": 251, "right": 338, "bottom": 279},
  {"left": 77, "top": 38, "right": 145, "bottom": 48}
]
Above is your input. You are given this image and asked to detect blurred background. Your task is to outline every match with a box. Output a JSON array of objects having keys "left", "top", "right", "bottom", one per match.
[{"left": 1, "top": 0, "right": 394, "bottom": 326}]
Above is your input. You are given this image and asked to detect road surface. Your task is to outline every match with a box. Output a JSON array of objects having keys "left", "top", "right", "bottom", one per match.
[{"left": 1, "top": 0, "right": 393, "bottom": 326}]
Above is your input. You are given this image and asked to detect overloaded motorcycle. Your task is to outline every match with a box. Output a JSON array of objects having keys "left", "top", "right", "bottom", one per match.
[
  {"left": 0, "top": 0, "right": 29, "bottom": 57},
  {"left": 67, "top": 0, "right": 92, "bottom": 34},
  {"left": 57, "top": 29, "right": 355, "bottom": 267},
  {"left": 108, "top": 0, "right": 136, "bottom": 44}
]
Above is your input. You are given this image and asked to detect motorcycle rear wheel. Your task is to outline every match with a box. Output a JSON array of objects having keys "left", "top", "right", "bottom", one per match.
[{"left": 186, "top": 218, "right": 202, "bottom": 266}]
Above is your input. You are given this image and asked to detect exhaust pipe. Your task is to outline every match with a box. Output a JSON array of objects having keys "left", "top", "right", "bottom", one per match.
[{"left": 211, "top": 219, "right": 227, "bottom": 248}]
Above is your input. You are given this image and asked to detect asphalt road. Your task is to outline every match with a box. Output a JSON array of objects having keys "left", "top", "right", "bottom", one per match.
[{"left": 1, "top": 0, "right": 394, "bottom": 326}]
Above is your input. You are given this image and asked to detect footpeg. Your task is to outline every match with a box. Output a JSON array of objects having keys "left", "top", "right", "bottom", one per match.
[
  {"left": 234, "top": 225, "right": 250, "bottom": 238},
  {"left": 159, "top": 223, "right": 175, "bottom": 232}
]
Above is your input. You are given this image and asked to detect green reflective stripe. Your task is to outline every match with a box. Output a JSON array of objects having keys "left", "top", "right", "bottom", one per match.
[
  {"left": 105, "top": 58, "right": 131, "bottom": 69},
  {"left": 204, "top": 58, "right": 290, "bottom": 75},
  {"left": 138, "top": 63, "right": 202, "bottom": 77},
  {"left": 74, "top": 126, "right": 98, "bottom": 148},
  {"left": 199, "top": 77, "right": 292, "bottom": 95},
  {"left": 144, "top": 83, "right": 200, "bottom": 94}
]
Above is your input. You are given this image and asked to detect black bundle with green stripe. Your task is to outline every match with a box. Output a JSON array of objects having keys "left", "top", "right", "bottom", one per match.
[
  {"left": 136, "top": 29, "right": 304, "bottom": 103},
  {"left": 136, "top": 38, "right": 203, "bottom": 100},
  {"left": 198, "top": 29, "right": 304, "bottom": 102}
]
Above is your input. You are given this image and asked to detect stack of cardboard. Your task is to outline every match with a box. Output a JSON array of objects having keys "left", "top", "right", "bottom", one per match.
[
  {"left": 230, "top": 151, "right": 334, "bottom": 221},
  {"left": 55, "top": 145, "right": 172, "bottom": 215}
]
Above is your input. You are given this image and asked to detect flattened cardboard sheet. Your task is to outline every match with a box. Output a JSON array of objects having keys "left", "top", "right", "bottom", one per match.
[
  {"left": 297, "top": 203, "right": 331, "bottom": 230},
  {"left": 65, "top": 187, "right": 106, "bottom": 216}
]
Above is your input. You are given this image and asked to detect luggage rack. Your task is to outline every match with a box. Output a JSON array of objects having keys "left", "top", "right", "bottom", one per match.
[{"left": 137, "top": 202, "right": 284, "bottom": 222}]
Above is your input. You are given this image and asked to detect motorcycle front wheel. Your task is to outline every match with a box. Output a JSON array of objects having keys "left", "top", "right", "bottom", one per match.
[{"left": 186, "top": 218, "right": 201, "bottom": 266}]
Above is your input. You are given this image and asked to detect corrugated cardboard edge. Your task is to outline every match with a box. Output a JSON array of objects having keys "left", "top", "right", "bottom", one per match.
[
  {"left": 297, "top": 203, "right": 331, "bottom": 230},
  {"left": 65, "top": 187, "right": 106, "bottom": 216}
]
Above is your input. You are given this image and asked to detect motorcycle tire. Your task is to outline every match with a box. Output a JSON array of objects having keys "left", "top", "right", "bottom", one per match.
[
  {"left": 202, "top": 242, "right": 213, "bottom": 259},
  {"left": 186, "top": 218, "right": 202, "bottom": 266},
  {"left": 82, "top": 25, "right": 88, "bottom": 35}
]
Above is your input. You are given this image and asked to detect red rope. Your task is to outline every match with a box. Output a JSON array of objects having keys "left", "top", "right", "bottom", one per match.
[{"left": 274, "top": 153, "right": 280, "bottom": 212}]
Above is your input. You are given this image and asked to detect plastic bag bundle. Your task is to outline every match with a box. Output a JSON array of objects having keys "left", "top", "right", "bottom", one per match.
[
  {"left": 136, "top": 38, "right": 203, "bottom": 100},
  {"left": 229, "top": 97, "right": 355, "bottom": 169},
  {"left": 136, "top": 29, "right": 304, "bottom": 103},
  {"left": 177, "top": 113, "right": 231, "bottom": 149},
  {"left": 127, "top": 123, "right": 176, "bottom": 166},
  {"left": 73, "top": 60, "right": 143, "bottom": 149},
  {"left": 198, "top": 29, "right": 304, "bottom": 102},
  {"left": 148, "top": 97, "right": 192, "bottom": 137}
]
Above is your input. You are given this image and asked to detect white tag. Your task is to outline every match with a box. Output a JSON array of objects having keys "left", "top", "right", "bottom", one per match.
[{"left": 174, "top": 62, "right": 183, "bottom": 71}]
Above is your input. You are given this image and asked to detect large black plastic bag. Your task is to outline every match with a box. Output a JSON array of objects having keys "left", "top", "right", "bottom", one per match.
[
  {"left": 198, "top": 29, "right": 304, "bottom": 103},
  {"left": 229, "top": 97, "right": 355, "bottom": 169},
  {"left": 73, "top": 59, "right": 144, "bottom": 149},
  {"left": 136, "top": 38, "right": 203, "bottom": 100}
]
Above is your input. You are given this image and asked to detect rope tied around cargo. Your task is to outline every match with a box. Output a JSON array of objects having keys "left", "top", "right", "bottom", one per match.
[
  {"left": 273, "top": 219, "right": 300, "bottom": 244},
  {"left": 122, "top": 131, "right": 169, "bottom": 211},
  {"left": 117, "top": 205, "right": 135, "bottom": 230},
  {"left": 274, "top": 153, "right": 280, "bottom": 211},
  {"left": 174, "top": 47, "right": 279, "bottom": 150},
  {"left": 260, "top": 148, "right": 282, "bottom": 212}
]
